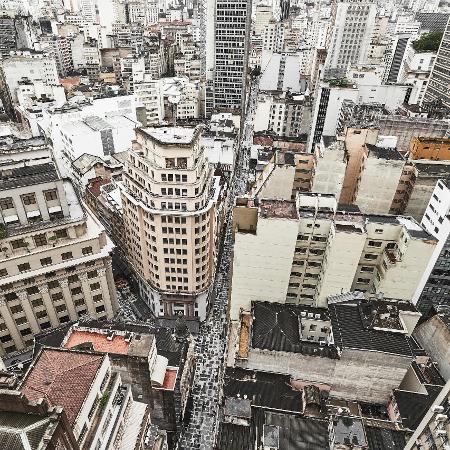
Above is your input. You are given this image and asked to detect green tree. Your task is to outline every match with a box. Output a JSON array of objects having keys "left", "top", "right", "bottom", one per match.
[{"left": 412, "top": 32, "right": 444, "bottom": 52}]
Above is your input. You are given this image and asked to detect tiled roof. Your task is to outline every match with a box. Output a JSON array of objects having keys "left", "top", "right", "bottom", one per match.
[
  {"left": 64, "top": 330, "right": 130, "bottom": 355},
  {"left": 0, "top": 163, "right": 59, "bottom": 191},
  {"left": 20, "top": 348, "right": 104, "bottom": 425}
]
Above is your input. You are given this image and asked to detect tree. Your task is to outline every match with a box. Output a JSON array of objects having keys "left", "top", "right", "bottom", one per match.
[{"left": 412, "top": 32, "right": 444, "bottom": 53}]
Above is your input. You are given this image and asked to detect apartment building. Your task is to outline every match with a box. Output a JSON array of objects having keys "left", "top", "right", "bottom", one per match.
[
  {"left": 0, "top": 149, "right": 117, "bottom": 356},
  {"left": 121, "top": 126, "right": 222, "bottom": 319},
  {"left": 404, "top": 379, "right": 450, "bottom": 450},
  {"left": 20, "top": 347, "right": 150, "bottom": 450},
  {"left": 324, "top": 0, "right": 376, "bottom": 79},
  {"left": 0, "top": 50, "right": 59, "bottom": 119},
  {"left": 410, "top": 137, "right": 450, "bottom": 161},
  {"left": 230, "top": 193, "right": 436, "bottom": 318},
  {"left": 423, "top": 16, "right": 450, "bottom": 109},
  {"left": 213, "top": 0, "right": 251, "bottom": 111}
]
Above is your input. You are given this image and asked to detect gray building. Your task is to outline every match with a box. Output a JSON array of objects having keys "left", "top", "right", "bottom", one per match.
[
  {"left": 213, "top": 0, "right": 251, "bottom": 111},
  {"left": 422, "top": 16, "right": 450, "bottom": 109}
]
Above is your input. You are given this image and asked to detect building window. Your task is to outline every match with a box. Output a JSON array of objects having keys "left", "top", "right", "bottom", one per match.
[
  {"left": 82, "top": 246, "right": 93, "bottom": 255},
  {"left": 0, "top": 197, "right": 14, "bottom": 210},
  {"left": 26, "top": 286, "right": 39, "bottom": 295},
  {"left": 368, "top": 240, "right": 382, "bottom": 247},
  {"left": 71, "top": 287, "right": 82, "bottom": 295},
  {"left": 87, "top": 270, "right": 97, "bottom": 279},
  {"left": 95, "top": 304, "right": 105, "bottom": 313},
  {"left": 10, "top": 305, "right": 22, "bottom": 314},
  {"left": 55, "top": 229, "right": 68, "bottom": 239},
  {"left": 40, "top": 257, "right": 52, "bottom": 266},
  {"left": 55, "top": 304, "right": 66, "bottom": 313},
  {"left": 36, "top": 310, "right": 48, "bottom": 319},
  {"left": 33, "top": 234, "right": 47, "bottom": 247},
  {"left": 0, "top": 268, "right": 7, "bottom": 277},
  {"left": 92, "top": 293, "right": 103, "bottom": 302},
  {"left": 18, "top": 263, "right": 31, "bottom": 273},
  {"left": 21, "top": 193, "right": 37, "bottom": 205},
  {"left": 44, "top": 190, "right": 58, "bottom": 201},
  {"left": 90, "top": 282, "right": 100, "bottom": 291},
  {"left": 51, "top": 292, "right": 63, "bottom": 301},
  {"left": 11, "top": 239, "right": 27, "bottom": 249},
  {"left": 61, "top": 252, "right": 73, "bottom": 260}
]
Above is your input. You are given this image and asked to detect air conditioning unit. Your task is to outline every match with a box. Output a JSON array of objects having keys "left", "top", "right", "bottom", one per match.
[
  {"left": 435, "top": 414, "right": 448, "bottom": 422},
  {"left": 300, "top": 312, "right": 306, "bottom": 317},
  {"left": 307, "top": 313, "right": 314, "bottom": 318},
  {"left": 315, "top": 314, "right": 321, "bottom": 319},
  {"left": 432, "top": 406, "right": 445, "bottom": 413}
]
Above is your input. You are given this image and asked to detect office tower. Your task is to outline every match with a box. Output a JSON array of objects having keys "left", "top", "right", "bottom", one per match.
[
  {"left": 213, "top": 0, "right": 251, "bottom": 111},
  {"left": 324, "top": 0, "right": 376, "bottom": 79},
  {"left": 0, "top": 148, "right": 118, "bottom": 357},
  {"left": 423, "top": 16, "right": 450, "bottom": 110},
  {"left": 121, "top": 126, "right": 221, "bottom": 319}
]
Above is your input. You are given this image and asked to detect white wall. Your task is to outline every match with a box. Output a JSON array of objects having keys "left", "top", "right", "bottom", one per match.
[{"left": 230, "top": 217, "right": 298, "bottom": 320}]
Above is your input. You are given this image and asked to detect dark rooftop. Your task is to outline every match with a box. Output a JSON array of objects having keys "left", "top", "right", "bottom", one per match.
[
  {"left": 223, "top": 368, "right": 304, "bottom": 412},
  {"left": 0, "top": 163, "right": 59, "bottom": 191},
  {"left": 366, "top": 144, "right": 404, "bottom": 161},
  {"left": 251, "top": 302, "right": 338, "bottom": 358},
  {"left": 328, "top": 295, "right": 415, "bottom": 357},
  {"left": 216, "top": 422, "right": 253, "bottom": 450},
  {"left": 365, "top": 424, "right": 409, "bottom": 450}
]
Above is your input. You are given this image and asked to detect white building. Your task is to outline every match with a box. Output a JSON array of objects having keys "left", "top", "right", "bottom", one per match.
[
  {"left": 134, "top": 75, "right": 164, "bottom": 126},
  {"left": 230, "top": 193, "right": 437, "bottom": 319},
  {"left": 324, "top": 0, "right": 376, "bottom": 78}
]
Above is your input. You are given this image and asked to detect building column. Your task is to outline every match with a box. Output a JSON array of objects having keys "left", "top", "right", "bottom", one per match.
[
  {"left": 38, "top": 285, "right": 59, "bottom": 327},
  {"left": 78, "top": 272, "right": 97, "bottom": 318},
  {"left": 0, "top": 296, "right": 24, "bottom": 351},
  {"left": 17, "top": 291, "right": 40, "bottom": 334},
  {"left": 59, "top": 279, "right": 78, "bottom": 321},
  {"left": 97, "top": 267, "right": 115, "bottom": 319},
  {"left": 103, "top": 258, "right": 119, "bottom": 312}
]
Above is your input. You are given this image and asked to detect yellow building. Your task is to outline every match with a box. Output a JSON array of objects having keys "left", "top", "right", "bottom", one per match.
[{"left": 410, "top": 137, "right": 450, "bottom": 161}]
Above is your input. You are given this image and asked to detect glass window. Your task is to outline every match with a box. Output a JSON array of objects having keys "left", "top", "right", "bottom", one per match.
[
  {"left": 21, "top": 193, "right": 36, "bottom": 205},
  {"left": 0, "top": 197, "right": 14, "bottom": 210},
  {"left": 33, "top": 234, "right": 47, "bottom": 247},
  {"left": 44, "top": 190, "right": 58, "bottom": 201}
]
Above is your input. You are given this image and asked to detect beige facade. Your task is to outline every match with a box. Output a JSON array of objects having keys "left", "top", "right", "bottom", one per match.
[
  {"left": 230, "top": 193, "right": 436, "bottom": 318},
  {"left": 121, "top": 126, "right": 221, "bottom": 319},
  {"left": 0, "top": 157, "right": 117, "bottom": 357}
]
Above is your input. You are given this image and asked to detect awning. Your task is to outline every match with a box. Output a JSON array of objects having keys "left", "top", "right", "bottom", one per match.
[
  {"left": 4, "top": 215, "right": 18, "bottom": 223},
  {"left": 26, "top": 210, "right": 41, "bottom": 218},
  {"left": 48, "top": 205, "right": 62, "bottom": 213},
  {"left": 150, "top": 354, "right": 169, "bottom": 387}
]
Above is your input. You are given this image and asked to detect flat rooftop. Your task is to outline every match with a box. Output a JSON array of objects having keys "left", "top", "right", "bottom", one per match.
[
  {"left": 141, "top": 126, "right": 199, "bottom": 145},
  {"left": 63, "top": 328, "right": 153, "bottom": 358},
  {"left": 259, "top": 199, "right": 298, "bottom": 219}
]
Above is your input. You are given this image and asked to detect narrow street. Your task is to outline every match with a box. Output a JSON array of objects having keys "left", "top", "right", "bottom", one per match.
[{"left": 177, "top": 78, "right": 259, "bottom": 450}]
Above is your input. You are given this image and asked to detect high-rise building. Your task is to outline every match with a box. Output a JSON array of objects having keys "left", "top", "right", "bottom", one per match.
[
  {"left": 213, "top": 0, "right": 251, "bottom": 111},
  {"left": 230, "top": 193, "right": 436, "bottom": 318},
  {"left": 423, "top": 16, "right": 450, "bottom": 110},
  {"left": 120, "top": 126, "right": 222, "bottom": 319},
  {"left": 324, "top": 0, "right": 376, "bottom": 79},
  {"left": 0, "top": 144, "right": 118, "bottom": 357}
]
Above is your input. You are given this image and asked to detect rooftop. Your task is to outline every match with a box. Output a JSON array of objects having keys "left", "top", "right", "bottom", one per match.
[
  {"left": 332, "top": 416, "right": 367, "bottom": 447},
  {"left": 259, "top": 199, "right": 298, "bottom": 219},
  {"left": 20, "top": 348, "right": 104, "bottom": 425},
  {"left": 366, "top": 143, "right": 404, "bottom": 161},
  {"left": 251, "top": 302, "right": 337, "bottom": 358},
  {"left": 0, "top": 163, "right": 59, "bottom": 191},
  {"left": 140, "top": 126, "right": 199, "bottom": 145},
  {"left": 328, "top": 293, "right": 416, "bottom": 357}
]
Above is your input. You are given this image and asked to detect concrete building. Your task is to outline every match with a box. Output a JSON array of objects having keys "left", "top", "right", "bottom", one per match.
[
  {"left": 413, "top": 306, "right": 450, "bottom": 381},
  {"left": 20, "top": 347, "right": 150, "bottom": 450},
  {"left": 228, "top": 294, "right": 420, "bottom": 404},
  {"left": 410, "top": 137, "right": 450, "bottom": 161},
  {"left": 0, "top": 149, "right": 118, "bottom": 356},
  {"left": 423, "top": 16, "right": 450, "bottom": 109},
  {"left": 0, "top": 389, "right": 79, "bottom": 450},
  {"left": 324, "top": 0, "right": 376, "bottom": 78},
  {"left": 404, "top": 379, "right": 450, "bottom": 450},
  {"left": 120, "top": 126, "right": 222, "bottom": 319},
  {"left": 0, "top": 51, "right": 59, "bottom": 120},
  {"left": 213, "top": 0, "right": 251, "bottom": 111},
  {"left": 230, "top": 194, "right": 436, "bottom": 316}
]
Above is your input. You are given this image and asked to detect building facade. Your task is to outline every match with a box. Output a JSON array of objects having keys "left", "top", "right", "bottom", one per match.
[
  {"left": 0, "top": 153, "right": 118, "bottom": 356},
  {"left": 213, "top": 0, "right": 252, "bottom": 111},
  {"left": 121, "top": 126, "right": 222, "bottom": 319}
]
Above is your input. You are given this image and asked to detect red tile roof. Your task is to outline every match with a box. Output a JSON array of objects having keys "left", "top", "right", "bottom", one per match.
[
  {"left": 64, "top": 330, "right": 130, "bottom": 355},
  {"left": 20, "top": 348, "right": 104, "bottom": 425},
  {"left": 161, "top": 368, "right": 177, "bottom": 390}
]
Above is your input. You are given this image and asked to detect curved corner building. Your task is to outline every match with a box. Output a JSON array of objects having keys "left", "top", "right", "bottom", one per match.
[{"left": 121, "top": 125, "right": 221, "bottom": 319}]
